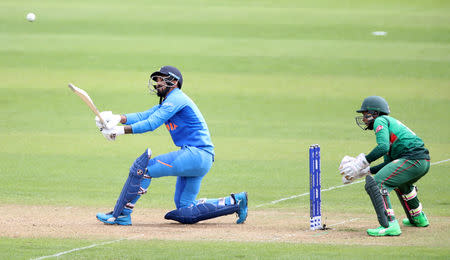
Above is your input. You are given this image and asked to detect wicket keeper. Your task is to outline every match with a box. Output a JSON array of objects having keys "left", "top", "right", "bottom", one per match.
[
  {"left": 339, "top": 96, "right": 430, "bottom": 236},
  {"left": 95, "top": 66, "right": 248, "bottom": 225}
]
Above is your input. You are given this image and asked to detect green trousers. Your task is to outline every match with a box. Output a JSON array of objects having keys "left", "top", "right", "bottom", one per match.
[{"left": 373, "top": 159, "right": 430, "bottom": 220}]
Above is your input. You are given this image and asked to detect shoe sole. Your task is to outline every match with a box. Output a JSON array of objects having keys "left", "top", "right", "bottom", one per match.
[
  {"left": 367, "top": 231, "right": 401, "bottom": 236},
  {"left": 403, "top": 223, "right": 429, "bottom": 227},
  {"left": 367, "top": 233, "right": 401, "bottom": 237}
]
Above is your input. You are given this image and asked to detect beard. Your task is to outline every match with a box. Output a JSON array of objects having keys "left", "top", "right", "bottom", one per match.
[
  {"left": 366, "top": 121, "right": 374, "bottom": 130},
  {"left": 156, "top": 87, "right": 170, "bottom": 97}
]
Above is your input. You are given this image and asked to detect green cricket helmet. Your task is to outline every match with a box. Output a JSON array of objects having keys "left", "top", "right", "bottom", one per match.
[{"left": 355, "top": 96, "right": 390, "bottom": 130}]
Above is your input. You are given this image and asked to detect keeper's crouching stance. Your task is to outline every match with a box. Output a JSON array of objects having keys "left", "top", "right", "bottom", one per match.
[
  {"left": 95, "top": 66, "right": 248, "bottom": 225},
  {"left": 339, "top": 96, "right": 430, "bottom": 236}
]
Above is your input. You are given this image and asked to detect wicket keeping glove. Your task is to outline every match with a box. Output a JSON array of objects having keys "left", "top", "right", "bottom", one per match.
[
  {"left": 341, "top": 166, "right": 370, "bottom": 184},
  {"left": 339, "top": 155, "right": 355, "bottom": 183},
  {"left": 355, "top": 153, "right": 369, "bottom": 169},
  {"left": 95, "top": 111, "right": 121, "bottom": 130},
  {"left": 339, "top": 155, "right": 355, "bottom": 169},
  {"left": 101, "top": 125, "right": 125, "bottom": 141},
  {"left": 339, "top": 153, "right": 369, "bottom": 183}
]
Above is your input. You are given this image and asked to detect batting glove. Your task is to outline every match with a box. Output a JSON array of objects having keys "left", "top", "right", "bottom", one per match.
[
  {"left": 101, "top": 125, "right": 125, "bottom": 141},
  {"left": 95, "top": 111, "right": 121, "bottom": 130}
]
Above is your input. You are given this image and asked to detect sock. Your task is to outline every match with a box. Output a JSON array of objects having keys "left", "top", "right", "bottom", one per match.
[{"left": 202, "top": 196, "right": 233, "bottom": 207}]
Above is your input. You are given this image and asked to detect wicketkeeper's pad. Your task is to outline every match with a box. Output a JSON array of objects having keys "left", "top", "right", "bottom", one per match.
[
  {"left": 395, "top": 186, "right": 420, "bottom": 226},
  {"left": 365, "top": 175, "right": 389, "bottom": 228}
]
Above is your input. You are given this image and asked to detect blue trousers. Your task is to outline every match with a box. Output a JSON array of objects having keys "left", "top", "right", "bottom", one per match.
[
  {"left": 149, "top": 146, "right": 212, "bottom": 208},
  {"left": 123, "top": 146, "right": 233, "bottom": 215}
]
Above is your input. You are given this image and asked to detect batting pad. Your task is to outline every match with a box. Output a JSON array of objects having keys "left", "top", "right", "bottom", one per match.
[
  {"left": 165, "top": 202, "right": 239, "bottom": 224},
  {"left": 112, "top": 149, "right": 150, "bottom": 218}
]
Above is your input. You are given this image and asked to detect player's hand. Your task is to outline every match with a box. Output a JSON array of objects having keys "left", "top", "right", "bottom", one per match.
[
  {"left": 340, "top": 153, "right": 369, "bottom": 174},
  {"left": 95, "top": 111, "right": 121, "bottom": 130},
  {"left": 340, "top": 160, "right": 358, "bottom": 179},
  {"left": 358, "top": 166, "right": 370, "bottom": 177},
  {"left": 342, "top": 175, "right": 352, "bottom": 184},
  {"left": 101, "top": 126, "right": 125, "bottom": 141},
  {"left": 339, "top": 155, "right": 355, "bottom": 169},
  {"left": 339, "top": 154, "right": 370, "bottom": 184},
  {"left": 339, "top": 155, "right": 356, "bottom": 180},
  {"left": 354, "top": 153, "right": 369, "bottom": 169},
  {"left": 341, "top": 166, "right": 370, "bottom": 184}
]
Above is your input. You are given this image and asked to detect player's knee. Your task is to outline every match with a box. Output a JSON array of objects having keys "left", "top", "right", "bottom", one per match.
[
  {"left": 373, "top": 175, "right": 383, "bottom": 187},
  {"left": 130, "top": 148, "right": 151, "bottom": 177},
  {"left": 164, "top": 205, "right": 203, "bottom": 224},
  {"left": 177, "top": 199, "right": 195, "bottom": 209}
]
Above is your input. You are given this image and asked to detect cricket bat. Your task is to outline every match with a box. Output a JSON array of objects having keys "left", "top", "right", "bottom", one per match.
[{"left": 68, "top": 83, "right": 106, "bottom": 127}]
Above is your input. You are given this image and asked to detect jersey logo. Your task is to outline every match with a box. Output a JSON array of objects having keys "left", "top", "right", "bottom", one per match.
[
  {"left": 165, "top": 122, "right": 178, "bottom": 131},
  {"left": 375, "top": 125, "right": 383, "bottom": 133},
  {"left": 163, "top": 102, "right": 174, "bottom": 107}
]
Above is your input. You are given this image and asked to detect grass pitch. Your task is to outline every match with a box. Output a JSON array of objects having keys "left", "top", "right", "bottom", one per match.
[{"left": 0, "top": 0, "right": 449, "bottom": 259}]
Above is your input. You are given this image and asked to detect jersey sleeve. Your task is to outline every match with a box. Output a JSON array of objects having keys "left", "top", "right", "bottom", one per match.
[
  {"left": 124, "top": 105, "right": 159, "bottom": 125},
  {"left": 369, "top": 154, "right": 392, "bottom": 174},
  {"left": 130, "top": 96, "right": 185, "bottom": 134},
  {"left": 365, "top": 116, "right": 390, "bottom": 163}
]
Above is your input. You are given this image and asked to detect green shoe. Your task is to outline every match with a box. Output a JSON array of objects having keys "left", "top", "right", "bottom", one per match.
[
  {"left": 367, "top": 220, "right": 401, "bottom": 237},
  {"left": 403, "top": 212, "right": 429, "bottom": 227}
]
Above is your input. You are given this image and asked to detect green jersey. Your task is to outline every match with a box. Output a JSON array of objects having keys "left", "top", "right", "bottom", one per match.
[{"left": 366, "top": 116, "right": 430, "bottom": 165}]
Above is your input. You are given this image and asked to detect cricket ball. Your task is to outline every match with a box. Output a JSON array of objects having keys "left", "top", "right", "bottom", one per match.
[{"left": 26, "top": 13, "right": 36, "bottom": 22}]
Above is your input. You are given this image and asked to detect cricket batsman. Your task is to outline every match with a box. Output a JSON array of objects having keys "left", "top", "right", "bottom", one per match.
[
  {"left": 339, "top": 96, "right": 430, "bottom": 236},
  {"left": 95, "top": 65, "right": 248, "bottom": 225}
]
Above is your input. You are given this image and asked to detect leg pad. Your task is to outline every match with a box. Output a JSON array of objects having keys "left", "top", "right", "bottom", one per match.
[
  {"left": 112, "top": 149, "right": 151, "bottom": 218},
  {"left": 165, "top": 202, "right": 239, "bottom": 224},
  {"left": 365, "top": 175, "right": 389, "bottom": 228}
]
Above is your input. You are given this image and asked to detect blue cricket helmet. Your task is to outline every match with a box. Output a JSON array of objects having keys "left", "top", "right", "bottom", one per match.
[{"left": 150, "top": 66, "right": 183, "bottom": 89}]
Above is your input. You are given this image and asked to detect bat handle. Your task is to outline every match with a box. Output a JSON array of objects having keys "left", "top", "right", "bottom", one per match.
[{"left": 99, "top": 118, "right": 107, "bottom": 127}]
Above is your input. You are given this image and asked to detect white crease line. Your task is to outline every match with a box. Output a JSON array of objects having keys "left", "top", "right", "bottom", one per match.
[
  {"left": 327, "top": 218, "right": 360, "bottom": 227},
  {"left": 31, "top": 234, "right": 144, "bottom": 260},
  {"left": 254, "top": 179, "right": 364, "bottom": 208},
  {"left": 255, "top": 158, "right": 449, "bottom": 208},
  {"left": 431, "top": 159, "right": 450, "bottom": 165}
]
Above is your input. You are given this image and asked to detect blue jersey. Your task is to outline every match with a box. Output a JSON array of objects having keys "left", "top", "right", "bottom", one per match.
[{"left": 124, "top": 88, "right": 214, "bottom": 155}]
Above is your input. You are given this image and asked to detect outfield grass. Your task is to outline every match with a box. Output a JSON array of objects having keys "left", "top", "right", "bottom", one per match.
[
  {"left": 0, "top": 0, "right": 449, "bottom": 259},
  {"left": 1, "top": 238, "right": 450, "bottom": 260}
]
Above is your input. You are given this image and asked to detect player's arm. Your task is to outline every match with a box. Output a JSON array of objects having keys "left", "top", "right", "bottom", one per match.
[
  {"left": 369, "top": 155, "right": 392, "bottom": 174},
  {"left": 98, "top": 105, "right": 159, "bottom": 140},
  {"left": 130, "top": 100, "right": 183, "bottom": 133},
  {"left": 123, "top": 105, "right": 159, "bottom": 125},
  {"left": 365, "top": 117, "right": 390, "bottom": 163},
  {"left": 100, "top": 95, "right": 184, "bottom": 140},
  {"left": 95, "top": 105, "right": 158, "bottom": 130},
  {"left": 339, "top": 117, "right": 390, "bottom": 183}
]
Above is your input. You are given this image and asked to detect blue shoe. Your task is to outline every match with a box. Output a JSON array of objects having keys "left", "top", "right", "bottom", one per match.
[
  {"left": 96, "top": 211, "right": 132, "bottom": 226},
  {"left": 232, "top": 192, "right": 248, "bottom": 224}
]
